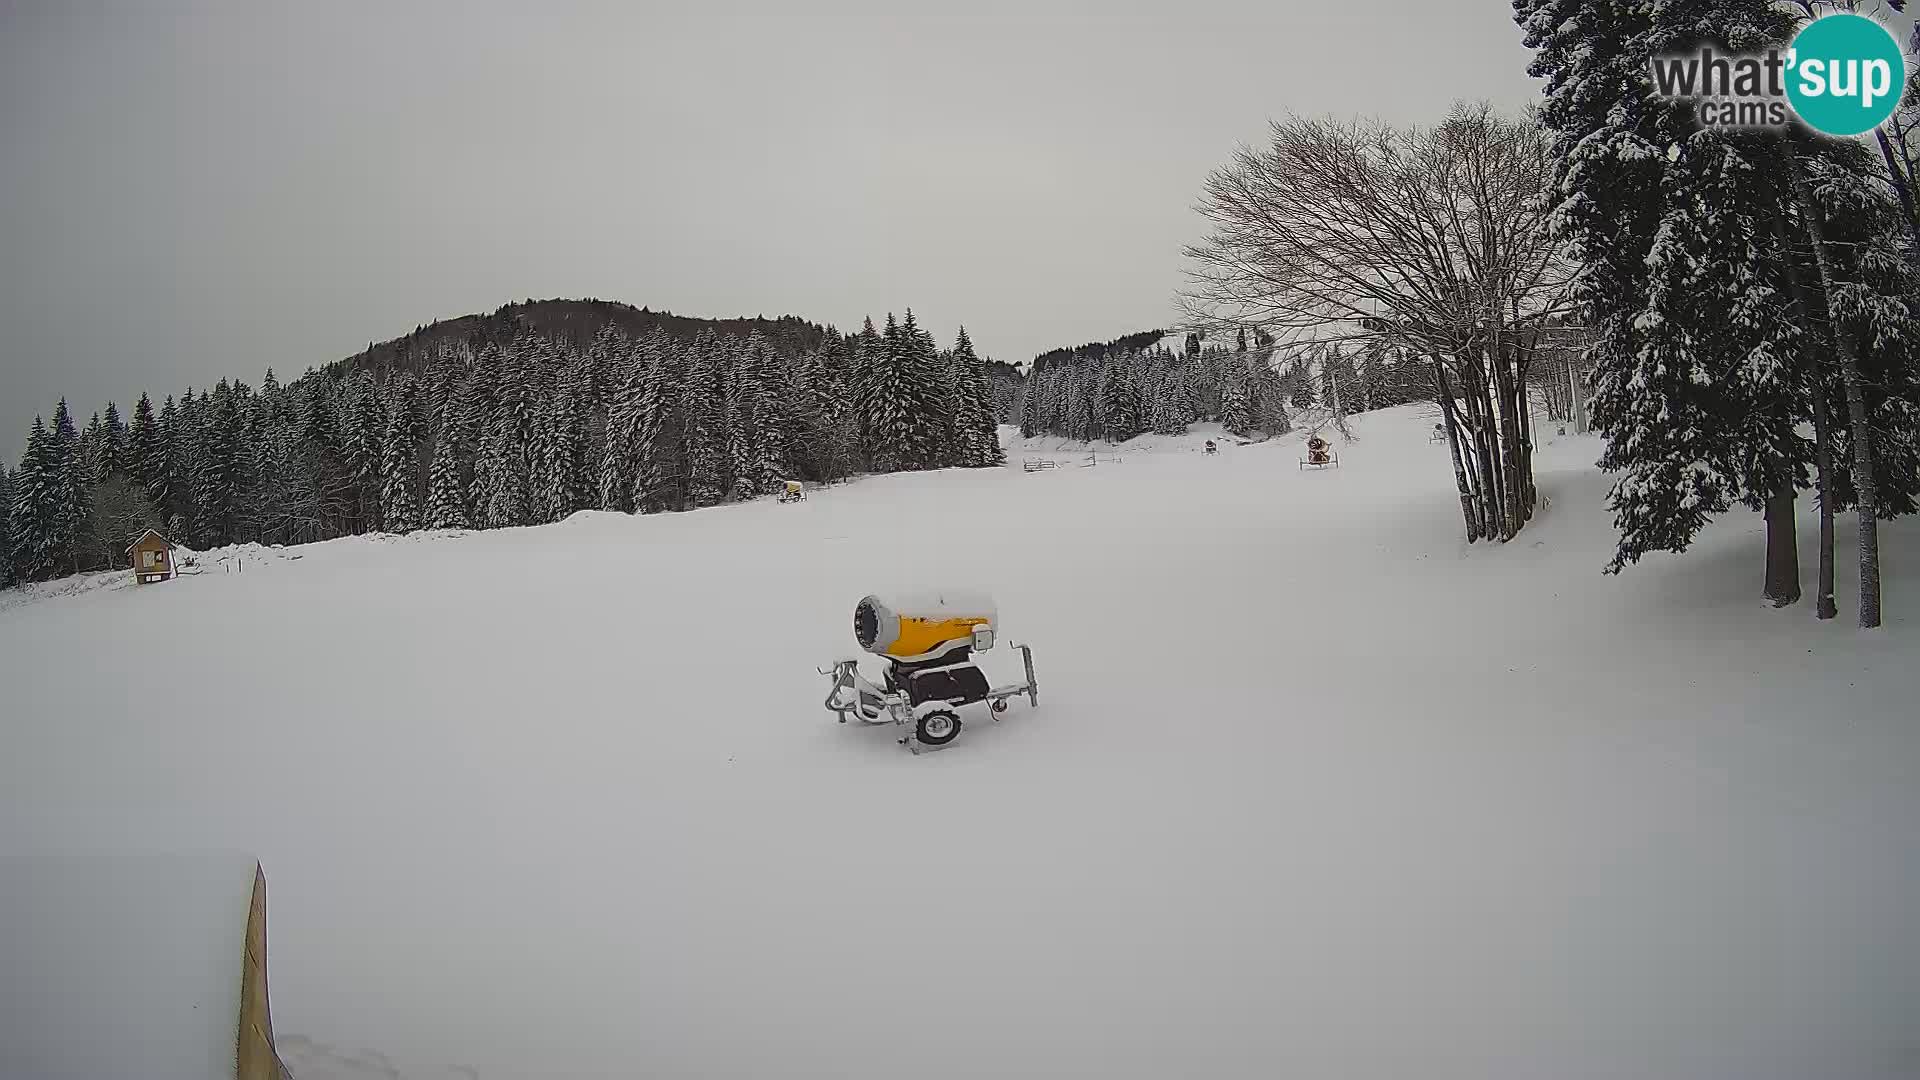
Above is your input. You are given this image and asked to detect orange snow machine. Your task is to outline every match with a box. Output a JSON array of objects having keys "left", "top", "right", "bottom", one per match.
[{"left": 820, "top": 591, "right": 1039, "bottom": 753}]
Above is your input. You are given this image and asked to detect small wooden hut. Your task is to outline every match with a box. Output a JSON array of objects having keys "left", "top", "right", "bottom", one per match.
[{"left": 127, "top": 529, "right": 176, "bottom": 584}]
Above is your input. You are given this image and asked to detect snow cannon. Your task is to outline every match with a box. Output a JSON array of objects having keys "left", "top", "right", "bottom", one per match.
[
  {"left": 853, "top": 591, "right": 998, "bottom": 663},
  {"left": 822, "top": 590, "right": 1039, "bottom": 754}
]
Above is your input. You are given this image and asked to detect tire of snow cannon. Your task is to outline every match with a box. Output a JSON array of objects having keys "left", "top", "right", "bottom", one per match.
[{"left": 916, "top": 709, "right": 962, "bottom": 746}]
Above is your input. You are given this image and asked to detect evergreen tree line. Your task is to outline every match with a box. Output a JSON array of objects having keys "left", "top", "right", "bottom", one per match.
[
  {"left": 2, "top": 310, "right": 1002, "bottom": 586},
  {"left": 1518, "top": 0, "right": 1920, "bottom": 628},
  {"left": 1010, "top": 334, "right": 1435, "bottom": 443}
]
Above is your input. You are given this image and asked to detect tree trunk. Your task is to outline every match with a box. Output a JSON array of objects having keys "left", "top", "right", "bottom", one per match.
[
  {"left": 1898, "top": 118, "right": 1920, "bottom": 233},
  {"left": 1773, "top": 208, "right": 1838, "bottom": 621},
  {"left": 1790, "top": 149, "right": 1883, "bottom": 629},
  {"left": 1508, "top": 337, "right": 1537, "bottom": 524},
  {"left": 1763, "top": 491, "right": 1801, "bottom": 607},
  {"left": 1460, "top": 374, "right": 1497, "bottom": 538},
  {"left": 1811, "top": 387, "right": 1838, "bottom": 620},
  {"left": 1515, "top": 357, "right": 1537, "bottom": 521},
  {"left": 1571, "top": 358, "right": 1589, "bottom": 435},
  {"left": 1432, "top": 359, "right": 1481, "bottom": 542},
  {"left": 1491, "top": 344, "right": 1522, "bottom": 536},
  {"left": 1469, "top": 358, "right": 1509, "bottom": 540},
  {"left": 1459, "top": 351, "right": 1505, "bottom": 538}
]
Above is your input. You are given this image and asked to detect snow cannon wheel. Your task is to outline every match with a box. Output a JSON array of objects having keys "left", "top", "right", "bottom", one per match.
[
  {"left": 991, "top": 698, "right": 1009, "bottom": 715},
  {"left": 916, "top": 709, "right": 962, "bottom": 746}
]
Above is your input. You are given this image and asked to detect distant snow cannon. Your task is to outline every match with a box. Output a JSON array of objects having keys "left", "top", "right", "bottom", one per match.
[{"left": 823, "top": 590, "right": 1039, "bottom": 753}]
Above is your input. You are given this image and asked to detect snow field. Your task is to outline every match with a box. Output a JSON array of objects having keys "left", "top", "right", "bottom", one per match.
[{"left": 2, "top": 405, "right": 1917, "bottom": 1080}]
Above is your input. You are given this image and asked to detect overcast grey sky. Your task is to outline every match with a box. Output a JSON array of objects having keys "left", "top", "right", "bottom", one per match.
[{"left": 0, "top": 0, "right": 1540, "bottom": 450}]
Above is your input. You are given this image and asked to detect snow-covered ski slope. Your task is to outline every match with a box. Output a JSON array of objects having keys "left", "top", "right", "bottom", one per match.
[{"left": 4, "top": 405, "right": 1918, "bottom": 1080}]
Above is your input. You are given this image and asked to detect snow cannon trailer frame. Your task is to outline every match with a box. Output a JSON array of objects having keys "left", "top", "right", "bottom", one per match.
[{"left": 819, "top": 593, "right": 1040, "bottom": 754}]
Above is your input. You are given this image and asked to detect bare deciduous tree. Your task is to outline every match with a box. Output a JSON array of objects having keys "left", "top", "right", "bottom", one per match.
[{"left": 1182, "top": 102, "right": 1571, "bottom": 542}]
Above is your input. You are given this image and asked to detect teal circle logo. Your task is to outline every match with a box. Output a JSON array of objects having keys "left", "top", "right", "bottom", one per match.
[{"left": 1786, "top": 13, "right": 1907, "bottom": 136}]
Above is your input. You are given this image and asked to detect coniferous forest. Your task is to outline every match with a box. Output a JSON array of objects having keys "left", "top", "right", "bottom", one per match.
[
  {"left": 1, "top": 301, "right": 1007, "bottom": 585},
  {"left": 1013, "top": 328, "right": 1439, "bottom": 444}
]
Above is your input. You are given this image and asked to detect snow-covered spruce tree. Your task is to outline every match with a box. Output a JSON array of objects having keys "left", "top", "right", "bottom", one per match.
[
  {"left": 1097, "top": 355, "right": 1143, "bottom": 443},
  {"left": 81, "top": 413, "right": 107, "bottom": 485},
  {"left": 380, "top": 374, "right": 424, "bottom": 533},
  {"left": 851, "top": 317, "right": 884, "bottom": 465},
  {"left": 1233, "top": 355, "right": 1260, "bottom": 434},
  {"left": 928, "top": 346, "right": 964, "bottom": 467},
  {"left": 528, "top": 393, "right": 565, "bottom": 523},
  {"left": 745, "top": 332, "right": 791, "bottom": 492},
  {"left": 472, "top": 340, "right": 539, "bottom": 528},
  {"left": 1017, "top": 360, "right": 1049, "bottom": 438},
  {"left": 472, "top": 413, "right": 528, "bottom": 529},
  {"left": 1075, "top": 364, "right": 1103, "bottom": 441},
  {"left": 0, "top": 465, "right": 14, "bottom": 587},
  {"left": 719, "top": 338, "right": 751, "bottom": 501},
  {"left": 896, "top": 310, "right": 947, "bottom": 469},
  {"left": 127, "top": 393, "right": 161, "bottom": 498},
  {"left": 1288, "top": 359, "right": 1318, "bottom": 411},
  {"left": 1592, "top": 134, "right": 1806, "bottom": 589},
  {"left": 773, "top": 348, "right": 816, "bottom": 477},
  {"left": 8, "top": 419, "right": 60, "bottom": 581},
  {"left": 719, "top": 331, "right": 784, "bottom": 498},
  {"left": 1520, "top": 0, "right": 1817, "bottom": 602},
  {"left": 530, "top": 372, "right": 592, "bottom": 525},
  {"left": 1148, "top": 364, "right": 1185, "bottom": 436},
  {"left": 1357, "top": 344, "right": 1392, "bottom": 412},
  {"left": 174, "top": 389, "right": 209, "bottom": 540},
  {"left": 787, "top": 344, "right": 831, "bottom": 480},
  {"left": 421, "top": 351, "right": 458, "bottom": 437},
  {"left": 627, "top": 333, "right": 682, "bottom": 512},
  {"left": 1184, "top": 355, "right": 1210, "bottom": 426},
  {"left": 189, "top": 381, "right": 248, "bottom": 548},
  {"left": 599, "top": 337, "right": 643, "bottom": 514},
  {"left": 456, "top": 344, "right": 502, "bottom": 467},
  {"left": 233, "top": 374, "right": 278, "bottom": 544},
  {"left": 424, "top": 429, "right": 470, "bottom": 530},
  {"left": 96, "top": 408, "right": 121, "bottom": 476},
  {"left": 1253, "top": 357, "right": 1292, "bottom": 436},
  {"left": 1052, "top": 364, "right": 1081, "bottom": 441},
  {"left": 150, "top": 394, "right": 189, "bottom": 538},
  {"left": 46, "top": 401, "right": 90, "bottom": 576},
  {"left": 339, "top": 370, "right": 385, "bottom": 533},
  {"left": 682, "top": 331, "right": 728, "bottom": 508},
  {"left": 804, "top": 339, "right": 862, "bottom": 483},
  {"left": 297, "top": 378, "right": 352, "bottom": 541},
  {"left": 860, "top": 314, "right": 915, "bottom": 472},
  {"left": 1038, "top": 363, "right": 1063, "bottom": 440},
  {"left": 934, "top": 343, "right": 969, "bottom": 466},
  {"left": 946, "top": 328, "right": 1000, "bottom": 465},
  {"left": 558, "top": 358, "right": 597, "bottom": 517}
]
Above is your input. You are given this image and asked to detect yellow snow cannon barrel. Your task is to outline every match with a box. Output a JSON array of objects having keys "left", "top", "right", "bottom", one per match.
[{"left": 854, "top": 591, "right": 998, "bottom": 662}]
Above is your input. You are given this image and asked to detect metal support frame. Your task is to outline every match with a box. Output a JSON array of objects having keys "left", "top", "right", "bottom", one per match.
[{"left": 818, "top": 644, "right": 1038, "bottom": 754}]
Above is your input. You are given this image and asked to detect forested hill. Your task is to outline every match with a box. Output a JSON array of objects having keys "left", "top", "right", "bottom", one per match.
[
  {"left": 331, "top": 299, "right": 837, "bottom": 379},
  {"left": 1029, "top": 330, "right": 1167, "bottom": 371},
  {"left": 2, "top": 302, "right": 1013, "bottom": 588}
]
